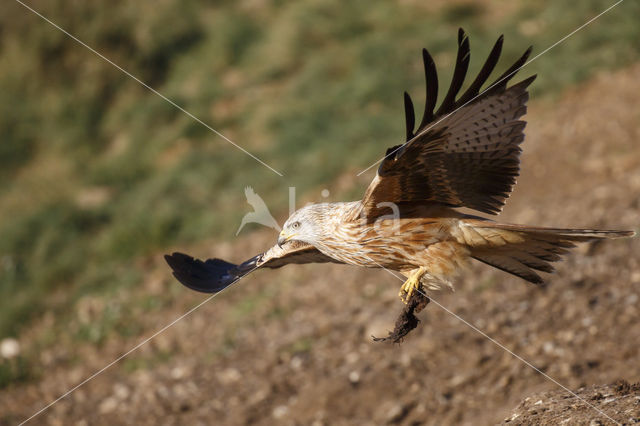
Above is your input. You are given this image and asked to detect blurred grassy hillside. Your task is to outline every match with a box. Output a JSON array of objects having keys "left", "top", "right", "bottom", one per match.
[{"left": 0, "top": 0, "right": 639, "bottom": 371}]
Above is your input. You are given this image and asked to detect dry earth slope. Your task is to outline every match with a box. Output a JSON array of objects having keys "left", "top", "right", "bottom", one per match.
[{"left": 1, "top": 64, "right": 639, "bottom": 426}]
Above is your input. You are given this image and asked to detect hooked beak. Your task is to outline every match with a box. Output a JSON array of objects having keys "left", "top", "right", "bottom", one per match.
[{"left": 277, "top": 230, "right": 295, "bottom": 248}]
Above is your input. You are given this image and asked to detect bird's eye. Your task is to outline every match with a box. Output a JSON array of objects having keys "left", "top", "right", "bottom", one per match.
[{"left": 292, "top": 221, "right": 300, "bottom": 230}]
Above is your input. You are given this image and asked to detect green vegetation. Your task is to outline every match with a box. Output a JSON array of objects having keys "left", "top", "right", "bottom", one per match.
[{"left": 1, "top": 0, "right": 639, "bottom": 364}]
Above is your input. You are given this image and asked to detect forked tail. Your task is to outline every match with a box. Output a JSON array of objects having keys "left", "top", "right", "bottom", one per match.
[{"left": 459, "top": 220, "right": 635, "bottom": 284}]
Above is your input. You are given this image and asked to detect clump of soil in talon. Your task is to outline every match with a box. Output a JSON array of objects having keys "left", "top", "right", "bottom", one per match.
[{"left": 372, "top": 290, "right": 430, "bottom": 343}]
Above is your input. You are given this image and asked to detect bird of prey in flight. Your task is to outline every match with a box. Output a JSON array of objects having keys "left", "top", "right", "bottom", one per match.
[{"left": 165, "top": 30, "right": 634, "bottom": 320}]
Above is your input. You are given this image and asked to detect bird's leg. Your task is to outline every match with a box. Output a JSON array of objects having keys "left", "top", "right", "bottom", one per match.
[{"left": 399, "top": 266, "right": 428, "bottom": 304}]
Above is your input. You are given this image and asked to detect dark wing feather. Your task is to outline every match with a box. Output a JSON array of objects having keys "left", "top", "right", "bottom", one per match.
[
  {"left": 361, "top": 30, "right": 535, "bottom": 218},
  {"left": 437, "top": 28, "right": 470, "bottom": 115},
  {"left": 417, "top": 48, "right": 438, "bottom": 132},
  {"left": 456, "top": 35, "right": 503, "bottom": 106},
  {"left": 165, "top": 240, "right": 342, "bottom": 293},
  {"left": 403, "top": 92, "right": 416, "bottom": 141}
]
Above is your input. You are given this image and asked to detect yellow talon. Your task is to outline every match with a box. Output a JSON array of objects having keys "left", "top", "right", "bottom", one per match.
[{"left": 399, "top": 267, "right": 427, "bottom": 304}]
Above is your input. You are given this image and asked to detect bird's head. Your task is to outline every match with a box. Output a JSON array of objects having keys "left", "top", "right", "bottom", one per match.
[{"left": 278, "top": 204, "right": 327, "bottom": 247}]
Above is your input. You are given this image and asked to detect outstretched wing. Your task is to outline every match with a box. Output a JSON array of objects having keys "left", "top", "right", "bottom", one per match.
[
  {"left": 165, "top": 240, "right": 343, "bottom": 293},
  {"left": 359, "top": 29, "right": 535, "bottom": 219}
]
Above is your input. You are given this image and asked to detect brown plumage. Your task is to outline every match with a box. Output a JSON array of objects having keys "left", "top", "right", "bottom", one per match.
[{"left": 165, "top": 29, "right": 634, "bottom": 306}]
